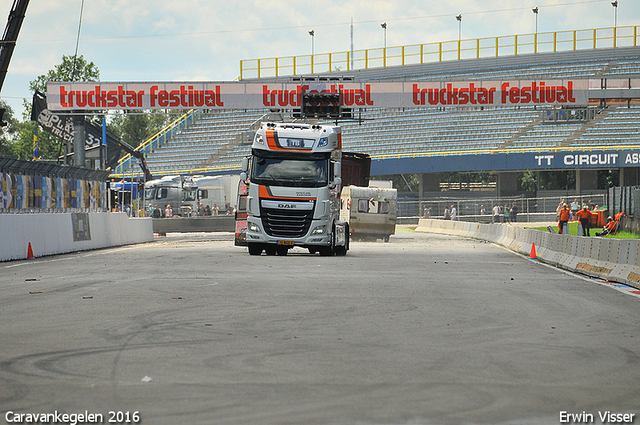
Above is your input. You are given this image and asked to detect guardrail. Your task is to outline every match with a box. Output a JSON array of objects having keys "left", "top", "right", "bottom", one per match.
[
  {"left": 416, "top": 218, "right": 640, "bottom": 290},
  {"left": 240, "top": 25, "right": 640, "bottom": 79}
]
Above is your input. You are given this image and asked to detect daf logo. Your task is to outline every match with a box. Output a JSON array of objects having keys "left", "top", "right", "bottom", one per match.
[{"left": 278, "top": 203, "right": 296, "bottom": 209}]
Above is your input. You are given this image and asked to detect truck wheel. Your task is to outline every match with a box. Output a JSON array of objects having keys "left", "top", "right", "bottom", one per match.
[
  {"left": 308, "top": 248, "right": 317, "bottom": 255},
  {"left": 276, "top": 247, "right": 288, "bottom": 256},
  {"left": 319, "top": 227, "right": 336, "bottom": 256},
  {"left": 248, "top": 244, "right": 262, "bottom": 256},
  {"left": 265, "top": 246, "right": 277, "bottom": 256},
  {"left": 335, "top": 224, "right": 349, "bottom": 256}
]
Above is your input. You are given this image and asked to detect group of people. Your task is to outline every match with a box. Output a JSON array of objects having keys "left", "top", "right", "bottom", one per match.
[
  {"left": 147, "top": 204, "right": 175, "bottom": 218},
  {"left": 491, "top": 203, "right": 519, "bottom": 224},
  {"left": 145, "top": 202, "right": 236, "bottom": 218},
  {"left": 556, "top": 198, "right": 618, "bottom": 237},
  {"left": 435, "top": 203, "right": 520, "bottom": 222},
  {"left": 443, "top": 205, "right": 457, "bottom": 220}
]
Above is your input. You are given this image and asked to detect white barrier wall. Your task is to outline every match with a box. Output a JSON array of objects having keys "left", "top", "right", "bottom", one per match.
[
  {"left": 416, "top": 219, "right": 640, "bottom": 290},
  {"left": 0, "top": 213, "right": 154, "bottom": 262}
]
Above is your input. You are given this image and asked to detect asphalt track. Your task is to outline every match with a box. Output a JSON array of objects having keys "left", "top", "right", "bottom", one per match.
[{"left": 1, "top": 230, "right": 639, "bottom": 425}]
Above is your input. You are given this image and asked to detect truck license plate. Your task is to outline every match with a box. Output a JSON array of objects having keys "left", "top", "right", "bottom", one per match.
[{"left": 277, "top": 240, "right": 294, "bottom": 246}]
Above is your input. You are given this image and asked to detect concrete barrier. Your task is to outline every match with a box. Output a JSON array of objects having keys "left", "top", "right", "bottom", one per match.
[
  {"left": 0, "top": 213, "right": 153, "bottom": 262},
  {"left": 152, "top": 216, "right": 235, "bottom": 235},
  {"left": 415, "top": 218, "right": 640, "bottom": 290}
]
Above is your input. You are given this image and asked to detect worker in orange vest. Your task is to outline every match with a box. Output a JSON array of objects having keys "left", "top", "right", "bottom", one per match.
[
  {"left": 558, "top": 204, "right": 571, "bottom": 234},
  {"left": 575, "top": 205, "right": 592, "bottom": 236}
]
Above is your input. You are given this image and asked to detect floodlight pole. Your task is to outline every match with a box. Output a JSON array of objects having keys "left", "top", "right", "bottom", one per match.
[
  {"left": 381, "top": 22, "right": 387, "bottom": 67},
  {"left": 309, "top": 29, "right": 315, "bottom": 73},
  {"left": 456, "top": 15, "right": 462, "bottom": 60},
  {"left": 612, "top": 1, "right": 618, "bottom": 47},
  {"left": 533, "top": 7, "right": 539, "bottom": 53}
]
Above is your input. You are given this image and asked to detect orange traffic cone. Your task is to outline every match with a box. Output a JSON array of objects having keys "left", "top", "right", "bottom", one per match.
[
  {"left": 27, "top": 242, "right": 35, "bottom": 260},
  {"left": 529, "top": 242, "right": 537, "bottom": 259}
]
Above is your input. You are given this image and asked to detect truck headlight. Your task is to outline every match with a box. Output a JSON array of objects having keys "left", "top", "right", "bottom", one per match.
[
  {"left": 255, "top": 134, "right": 265, "bottom": 145},
  {"left": 318, "top": 137, "right": 328, "bottom": 147},
  {"left": 311, "top": 225, "right": 326, "bottom": 235},
  {"left": 249, "top": 223, "right": 261, "bottom": 233}
]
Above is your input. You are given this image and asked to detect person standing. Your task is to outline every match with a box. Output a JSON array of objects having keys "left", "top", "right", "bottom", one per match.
[
  {"left": 450, "top": 205, "right": 457, "bottom": 221},
  {"left": 570, "top": 199, "right": 580, "bottom": 221},
  {"left": 558, "top": 204, "right": 570, "bottom": 234},
  {"left": 510, "top": 203, "right": 518, "bottom": 223},
  {"left": 492, "top": 204, "right": 501, "bottom": 224},
  {"left": 576, "top": 205, "right": 592, "bottom": 236},
  {"left": 443, "top": 205, "right": 451, "bottom": 220}
]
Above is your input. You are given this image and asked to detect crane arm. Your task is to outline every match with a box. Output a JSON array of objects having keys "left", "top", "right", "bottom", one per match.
[{"left": 0, "top": 0, "right": 30, "bottom": 93}]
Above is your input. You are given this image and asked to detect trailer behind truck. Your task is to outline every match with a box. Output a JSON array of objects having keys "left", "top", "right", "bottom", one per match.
[{"left": 340, "top": 185, "right": 397, "bottom": 242}]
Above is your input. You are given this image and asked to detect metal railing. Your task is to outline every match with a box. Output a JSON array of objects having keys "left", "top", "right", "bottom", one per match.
[
  {"left": 398, "top": 193, "right": 607, "bottom": 221},
  {"left": 240, "top": 25, "right": 639, "bottom": 79}
]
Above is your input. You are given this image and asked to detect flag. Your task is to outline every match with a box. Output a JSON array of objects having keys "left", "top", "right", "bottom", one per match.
[{"left": 33, "top": 125, "right": 39, "bottom": 160}]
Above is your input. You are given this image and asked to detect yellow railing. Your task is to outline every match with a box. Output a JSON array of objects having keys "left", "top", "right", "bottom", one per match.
[{"left": 240, "top": 25, "right": 639, "bottom": 80}]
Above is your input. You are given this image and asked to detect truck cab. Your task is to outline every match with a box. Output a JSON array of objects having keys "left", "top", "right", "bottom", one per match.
[{"left": 241, "top": 122, "right": 349, "bottom": 256}]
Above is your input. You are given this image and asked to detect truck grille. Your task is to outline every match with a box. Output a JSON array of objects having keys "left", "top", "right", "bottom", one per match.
[{"left": 261, "top": 204, "right": 314, "bottom": 238}]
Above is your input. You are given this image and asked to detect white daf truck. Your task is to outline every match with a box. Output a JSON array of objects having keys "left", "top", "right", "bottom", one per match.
[{"left": 240, "top": 122, "right": 349, "bottom": 256}]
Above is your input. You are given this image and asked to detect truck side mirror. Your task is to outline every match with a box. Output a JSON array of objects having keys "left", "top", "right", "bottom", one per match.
[
  {"left": 330, "top": 176, "right": 342, "bottom": 189},
  {"left": 240, "top": 172, "right": 247, "bottom": 182},
  {"left": 241, "top": 157, "right": 249, "bottom": 172}
]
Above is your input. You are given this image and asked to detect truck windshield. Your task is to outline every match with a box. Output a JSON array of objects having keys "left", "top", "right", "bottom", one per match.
[
  {"left": 144, "top": 187, "right": 157, "bottom": 200},
  {"left": 251, "top": 155, "right": 328, "bottom": 187},
  {"left": 183, "top": 188, "right": 196, "bottom": 202}
]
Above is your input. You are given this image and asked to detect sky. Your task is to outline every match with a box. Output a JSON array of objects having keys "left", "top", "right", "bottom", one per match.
[{"left": 0, "top": 0, "right": 637, "bottom": 119}]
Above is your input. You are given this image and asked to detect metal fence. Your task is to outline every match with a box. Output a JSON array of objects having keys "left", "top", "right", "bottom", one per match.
[
  {"left": 398, "top": 193, "right": 607, "bottom": 222},
  {"left": 608, "top": 186, "right": 637, "bottom": 218}
]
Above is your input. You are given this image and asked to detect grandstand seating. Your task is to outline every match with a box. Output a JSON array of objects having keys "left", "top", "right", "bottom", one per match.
[{"left": 133, "top": 47, "right": 640, "bottom": 178}]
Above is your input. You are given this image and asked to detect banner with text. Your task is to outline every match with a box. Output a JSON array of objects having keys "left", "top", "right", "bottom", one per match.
[{"left": 46, "top": 80, "right": 589, "bottom": 111}]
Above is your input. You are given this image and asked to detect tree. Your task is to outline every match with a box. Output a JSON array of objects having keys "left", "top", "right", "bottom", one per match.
[
  {"left": 518, "top": 171, "right": 537, "bottom": 192},
  {"left": 29, "top": 54, "right": 99, "bottom": 94},
  {"left": 11, "top": 55, "right": 101, "bottom": 161},
  {"left": 110, "top": 110, "right": 173, "bottom": 149},
  {"left": 0, "top": 100, "right": 18, "bottom": 157}
]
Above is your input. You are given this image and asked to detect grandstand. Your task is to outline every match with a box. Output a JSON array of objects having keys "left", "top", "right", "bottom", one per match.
[{"left": 114, "top": 29, "right": 640, "bottom": 192}]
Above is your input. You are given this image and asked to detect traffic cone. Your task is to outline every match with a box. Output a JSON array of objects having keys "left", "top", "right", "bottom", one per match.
[
  {"left": 27, "top": 242, "right": 35, "bottom": 260},
  {"left": 529, "top": 242, "right": 537, "bottom": 259}
]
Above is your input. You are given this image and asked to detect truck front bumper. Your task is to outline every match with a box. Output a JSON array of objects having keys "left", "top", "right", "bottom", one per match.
[{"left": 246, "top": 218, "right": 332, "bottom": 247}]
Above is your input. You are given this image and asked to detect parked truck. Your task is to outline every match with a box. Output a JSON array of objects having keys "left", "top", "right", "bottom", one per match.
[
  {"left": 144, "top": 175, "right": 183, "bottom": 215},
  {"left": 144, "top": 174, "right": 226, "bottom": 216},
  {"left": 240, "top": 121, "right": 349, "bottom": 256},
  {"left": 181, "top": 175, "right": 226, "bottom": 216}
]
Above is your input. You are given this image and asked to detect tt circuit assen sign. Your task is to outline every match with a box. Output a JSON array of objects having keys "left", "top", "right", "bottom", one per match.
[
  {"left": 46, "top": 80, "right": 588, "bottom": 111},
  {"left": 372, "top": 149, "right": 640, "bottom": 176}
]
